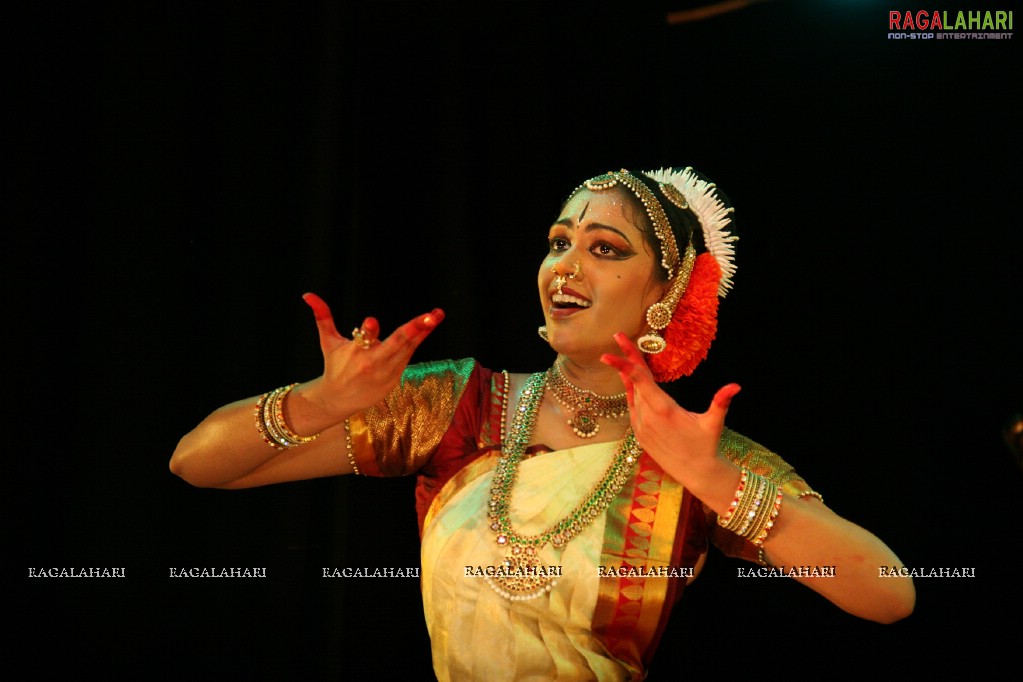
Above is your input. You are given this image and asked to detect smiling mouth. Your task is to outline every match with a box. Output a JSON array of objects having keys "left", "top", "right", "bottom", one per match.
[{"left": 551, "top": 292, "right": 592, "bottom": 309}]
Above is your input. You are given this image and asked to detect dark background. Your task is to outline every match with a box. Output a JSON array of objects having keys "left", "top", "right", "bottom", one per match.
[{"left": 8, "top": 0, "right": 1020, "bottom": 679}]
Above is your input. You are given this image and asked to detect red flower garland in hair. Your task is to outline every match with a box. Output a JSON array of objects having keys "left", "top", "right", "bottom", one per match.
[{"left": 647, "top": 253, "right": 721, "bottom": 382}]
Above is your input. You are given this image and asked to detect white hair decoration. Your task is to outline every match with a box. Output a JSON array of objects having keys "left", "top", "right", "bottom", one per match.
[{"left": 643, "top": 167, "right": 737, "bottom": 297}]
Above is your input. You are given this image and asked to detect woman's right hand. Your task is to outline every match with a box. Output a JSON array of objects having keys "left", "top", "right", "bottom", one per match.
[
  {"left": 297, "top": 292, "right": 445, "bottom": 423},
  {"left": 169, "top": 293, "right": 444, "bottom": 488}
]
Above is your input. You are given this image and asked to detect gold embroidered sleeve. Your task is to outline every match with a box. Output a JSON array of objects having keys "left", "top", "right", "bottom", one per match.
[
  {"left": 347, "top": 358, "right": 476, "bottom": 477},
  {"left": 708, "top": 427, "right": 816, "bottom": 563}
]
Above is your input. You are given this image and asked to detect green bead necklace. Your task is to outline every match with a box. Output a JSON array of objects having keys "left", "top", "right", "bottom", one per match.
[{"left": 484, "top": 370, "right": 641, "bottom": 601}]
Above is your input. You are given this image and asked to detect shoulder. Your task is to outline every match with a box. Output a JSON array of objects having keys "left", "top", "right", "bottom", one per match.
[
  {"left": 398, "top": 359, "right": 511, "bottom": 406},
  {"left": 501, "top": 370, "right": 543, "bottom": 405},
  {"left": 400, "top": 358, "right": 481, "bottom": 388},
  {"left": 718, "top": 427, "right": 806, "bottom": 489},
  {"left": 718, "top": 427, "right": 776, "bottom": 459}
]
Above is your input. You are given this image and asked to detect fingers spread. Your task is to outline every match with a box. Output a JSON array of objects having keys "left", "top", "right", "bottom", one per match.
[
  {"left": 381, "top": 309, "right": 445, "bottom": 355},
  {"left": 612, "top": 332, "right": 646, "bottom": 365},
  {"left": 710, "top": 383, "right": 742, "bottom": 414},
  {"left": 303, "top": 292, "right": 332, "bottom": 321},
  {"left": 303, "top": 292, "right": 341, "bottom": 339},
  {"left": 600, "top": 352, "right": 629, "bottom": 373},
  {"left": 606, "top": 334, "right": 656, "bottom": 389},
  {"left": 600, "top": 352, "right": 643, "bottom": 386},
  {"left": 599, "top": 353, "right": 637, "bottom": 407},
  {"left": 360, "top": 317, "right": 381, "bottom": 342},
  {"left": 423, "top": 308, "right": 445, "bottom": 329}
]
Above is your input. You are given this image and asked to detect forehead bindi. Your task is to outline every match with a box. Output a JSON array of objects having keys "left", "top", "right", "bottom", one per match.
[
  {"left": 576, "top": 201, "right": 590, "bottom": 223},
  {"left": 561, "top": 190, "right": 660, "bottom": 259},
  {"left": 563, "top": 191, "right": 627, "bottom": 222}
]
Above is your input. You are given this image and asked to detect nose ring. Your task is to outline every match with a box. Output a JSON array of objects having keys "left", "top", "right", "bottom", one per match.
[{"left": 551, "top": 261, "right": 578, "bottom": 295}]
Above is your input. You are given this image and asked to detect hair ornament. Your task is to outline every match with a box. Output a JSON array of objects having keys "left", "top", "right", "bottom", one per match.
[
  {"left": 567, "top": 165, "right": 736, "bottom": 381},
  {"left": 645, "top": 252, "right": 721, "bottom": 381},
  {"left": 642, "top": 167, "right": 737, "bottom": 297},
  {"left": 575, "top": 170, "right": 681, "bottom": 280}
]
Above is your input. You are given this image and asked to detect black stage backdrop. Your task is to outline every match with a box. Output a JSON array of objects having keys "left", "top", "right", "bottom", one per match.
[{"left": 8, "top": 1, "right": 1021, "bottom": 679}]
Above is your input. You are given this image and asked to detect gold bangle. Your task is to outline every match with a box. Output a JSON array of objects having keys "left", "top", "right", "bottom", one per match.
[
  {"left": 254, "top": 390, "right": 285, "bottom": 450},
  {"left": 749, "top": 488, "right": 783, "bottom": 547},
  {"left": 743, "top": 478, "right": 775, "bottom": 540},
  {"left": 270, "top": 383, "right": 320, "bottom": 446},
  {"left": 262, "top": 386, "right": 292, "bottom": 448},
  {"left": 718, "top": 468, "right": 749, "bottom": 528},
  {"left": 720, "top": 468, "right": 763, "bottom": 534},
  {"left": 718, "top": 468, "right": 784, "bottom": 546},
  {"left": 735, "top": 475, "right": 768, "bottom": 537},
  {"left": 255, "top": 384, "right": 320, "bottom": 450}
]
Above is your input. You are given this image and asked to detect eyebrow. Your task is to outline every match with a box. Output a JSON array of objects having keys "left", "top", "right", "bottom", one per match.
[{"left": 552, "top": 218, "right": 634, "bottom": 245}]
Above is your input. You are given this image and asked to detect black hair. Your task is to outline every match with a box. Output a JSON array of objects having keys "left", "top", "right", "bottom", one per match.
[
  {"left": 561, "top": 168, "right": 736, "bottom": 282},
  {"left": 631, "top": 171, "right": 704, "bottom": 282}
]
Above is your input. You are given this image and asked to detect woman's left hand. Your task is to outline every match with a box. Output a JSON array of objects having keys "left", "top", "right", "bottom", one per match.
[
  {"left": 604, "top": 334, "right": 916, "bottom": 623},
  {"left": 600, "top": 332, "right": 741, "bottom": 495}
]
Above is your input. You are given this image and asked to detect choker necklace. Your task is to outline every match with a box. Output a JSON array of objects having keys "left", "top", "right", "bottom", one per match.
[
  {"left": 545, "top": 362, "right": 629, "bottom": 438},
  {"left": 486, "top": 372, "right": 641, "bottom": 601}
]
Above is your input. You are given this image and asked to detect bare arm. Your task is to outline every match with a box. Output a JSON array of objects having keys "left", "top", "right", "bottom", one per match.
[
  {"left": 169, "top": 388, "right": 353, "bottom": 488},
  {"left": 169, "top": 293, "right": 444, "bottom": 489},
  {"left": 602, "top": 333, "right": 915, "bottom": 624}
]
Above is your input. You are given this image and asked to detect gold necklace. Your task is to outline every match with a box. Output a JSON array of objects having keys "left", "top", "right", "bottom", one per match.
[
  {"left": 485, "top": 371, "right": 641, "bottom": 601},
  {"left": 545, "top": 362, "right": 629, "bottom": 438}
]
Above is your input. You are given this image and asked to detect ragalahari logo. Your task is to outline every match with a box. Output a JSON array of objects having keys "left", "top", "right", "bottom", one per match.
[{"left": 888, "top": 9, "right": 1013, "bottom": 40}]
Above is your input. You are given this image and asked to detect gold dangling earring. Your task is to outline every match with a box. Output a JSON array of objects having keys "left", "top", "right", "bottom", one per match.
[
  {"left": 637, "top": 330, "right": 666, "bottom": 353},
  {"left": 538, "top": 325, "right": 549, "bottom": 342},
  {"left": 638, "top": 243, "right": 697, "bottom": 354},
  {"left": 637, "top": 301, "right": 671, "bottom": 353}
]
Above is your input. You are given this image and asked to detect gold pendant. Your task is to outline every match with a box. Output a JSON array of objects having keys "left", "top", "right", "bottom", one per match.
[
  {"left": 484, "top": 545, "right": 558, "bottom": 601},
  {"left": 569, "top": 408, "right": 599, "bottom": 438}
]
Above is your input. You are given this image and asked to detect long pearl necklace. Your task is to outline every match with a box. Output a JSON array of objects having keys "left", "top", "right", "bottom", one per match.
[
  {"left": 545, "top": 362, "right": 629, "bottom": 438},
  {"left": 485, "top": 371, "right": 641, "bottom": 601}
]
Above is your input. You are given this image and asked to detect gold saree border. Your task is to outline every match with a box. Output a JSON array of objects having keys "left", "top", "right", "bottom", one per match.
[
  {"left": 592, "top": 453, "right": 686, "bottom": 675},
  {"left": 420, "top": 367, "right": 507, "bottom": 532}
]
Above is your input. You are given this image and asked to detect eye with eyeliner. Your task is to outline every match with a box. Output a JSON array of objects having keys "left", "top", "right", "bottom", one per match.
[
  {"left": 591, "top": 241, "right": 633, "bottom": 259},
  {"left": 546, "top": 235, "right": 632, "bottom": 260},
  {"left": 548, "top": 236, "right": 570, "bottom": 254}
]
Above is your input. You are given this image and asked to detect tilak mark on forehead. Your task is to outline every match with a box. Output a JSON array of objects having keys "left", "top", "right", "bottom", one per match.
[{"left": 577, "top": 201, "right": 589, "bottom": 224}]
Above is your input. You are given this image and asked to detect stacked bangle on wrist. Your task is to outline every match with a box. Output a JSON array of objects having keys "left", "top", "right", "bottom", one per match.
[
  {"left": 254, "top": 383, "right": 321, "bottom": 450},
  {"left": 718, "top": 467, "right": 783, "bottom": 547}
]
